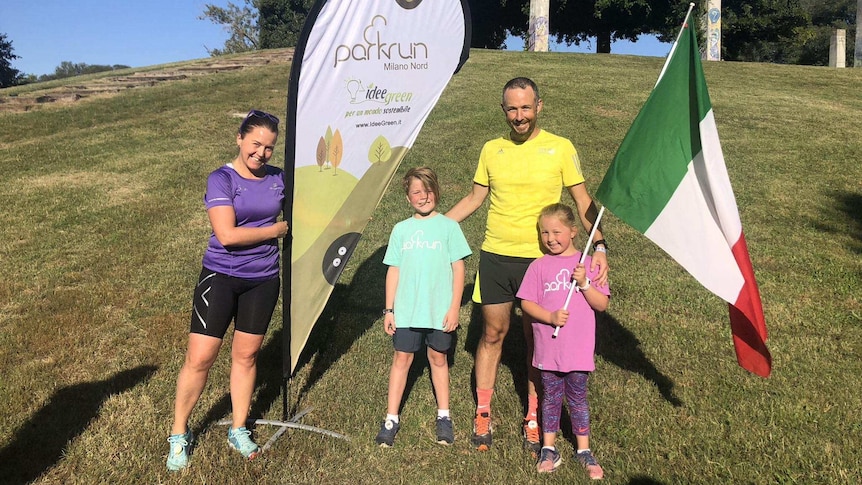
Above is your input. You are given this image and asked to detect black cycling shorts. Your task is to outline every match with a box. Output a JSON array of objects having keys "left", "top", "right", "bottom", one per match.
[{"left": 189, "top": 268, "right": 280, "bottom": 338}]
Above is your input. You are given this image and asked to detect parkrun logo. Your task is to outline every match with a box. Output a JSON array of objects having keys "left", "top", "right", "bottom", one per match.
[{"left": 333, "top": 15, "right": 428, "bottom": 68}]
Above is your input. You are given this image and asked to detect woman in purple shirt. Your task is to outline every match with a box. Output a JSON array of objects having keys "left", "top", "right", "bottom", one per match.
[{"left": 166, "top": 110, "right": 288, "bottom": 471}]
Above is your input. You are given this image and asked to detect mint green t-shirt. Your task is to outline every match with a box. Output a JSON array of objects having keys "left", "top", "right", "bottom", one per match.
[{"left": 383, "top": 214, "right": 472, "bottom": 330}]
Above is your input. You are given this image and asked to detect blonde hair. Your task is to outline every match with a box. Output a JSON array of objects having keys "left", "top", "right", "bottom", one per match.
[
  {"left": 402, "top": 166, "right": 440, "bottom": 202},
  {"left": 539, "top": 203, "right": 577, "bottom": 228}
]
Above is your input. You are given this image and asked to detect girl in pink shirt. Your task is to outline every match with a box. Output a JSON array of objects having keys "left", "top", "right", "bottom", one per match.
[{"left": 516, "top": 203, "right": 609, "bottom": 479}]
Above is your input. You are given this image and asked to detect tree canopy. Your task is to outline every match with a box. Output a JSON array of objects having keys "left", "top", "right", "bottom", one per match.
[
  {"left": 1, "top": 33, "right": 22, "bottom": 88},
  {"left": 200, "top": 0, "right": 311, "bottom": 54},
  {"left": 550, "top": 0, "right": 676, "bottom": 54},
  {"left": 795, "top": 0, "right": 857, "bottom": 65},
  {"left": 719, "top": 0, "right": 810, "bottom": 62},
  {"left": 200, "top": 1, "right": 259, "bottom": 55},
  {"left": 258, "top": 0, "right": 313, "bottom": 49}
]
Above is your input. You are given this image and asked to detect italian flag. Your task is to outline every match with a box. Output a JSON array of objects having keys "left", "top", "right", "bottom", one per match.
[{"left": 596, "top": 20, "right": 771, "bottom": 377}]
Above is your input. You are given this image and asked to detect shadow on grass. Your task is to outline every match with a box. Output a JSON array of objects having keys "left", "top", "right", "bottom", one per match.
[
  {"left": 596, "top": 312, "right": 682, "bottom": 407},
  {"left": 0, "top": 365, "right": 158, "bottom": 485},
  {"left": 824, "top": 190, "right": 862, "bottom": 255},
  {"left": 628, "top": 477, "right": 668, "bottom": 485}
]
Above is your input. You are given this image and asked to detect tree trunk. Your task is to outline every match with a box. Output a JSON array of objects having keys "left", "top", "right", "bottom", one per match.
[
  {"left": 597, "top": 32, "right": 611, "bottom": 53},
  {"left": 855, "top": 0, "right": 862, "bottom": 67}
]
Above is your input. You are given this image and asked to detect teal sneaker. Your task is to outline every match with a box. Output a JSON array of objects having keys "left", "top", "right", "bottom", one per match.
[
  {"left": 228, "top": 426, "right": 260, "bottom": 460},
  {"left": 166, "top": 429, "right": 194, "bottom": 471}
]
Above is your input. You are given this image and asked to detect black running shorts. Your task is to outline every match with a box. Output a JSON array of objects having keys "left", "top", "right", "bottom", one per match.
[
  {"left": 476, "top": 250, "right": 534, "bottom": 305},
  {"left": 189, "top": 268, "right": 280, "bottom": 338}
]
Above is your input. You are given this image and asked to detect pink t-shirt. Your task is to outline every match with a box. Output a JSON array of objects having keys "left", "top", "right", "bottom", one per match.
[{"left": 516, "top": 253, "right": 610, "bottom": 372}]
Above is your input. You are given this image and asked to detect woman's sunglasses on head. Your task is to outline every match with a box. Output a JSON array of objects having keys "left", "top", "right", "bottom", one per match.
[{"left": 244, "top": 109, "right": 280, "bottom": 125}]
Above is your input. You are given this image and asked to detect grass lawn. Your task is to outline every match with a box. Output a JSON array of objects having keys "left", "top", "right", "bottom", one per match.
[{"left": 0, "top": 47, "right": 860, "bottom": 484}]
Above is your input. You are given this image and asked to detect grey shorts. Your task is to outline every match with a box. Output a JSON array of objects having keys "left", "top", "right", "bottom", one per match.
[{"left": 393, "top": 327, "right": 452, "bottom": 354}]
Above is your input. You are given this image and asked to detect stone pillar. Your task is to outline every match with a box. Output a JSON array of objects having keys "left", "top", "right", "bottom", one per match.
[
  {"left": 528, "top": 0, "right": 549, "bottom": 52},
  {"left": 830, "top": 29, "right": 846, "bottom": 68},
  {"left": 706, "top": 0, "right": 721, "bottom": 61},
  {"left": 855, "top": 0, "right": 862, "bottom": 67}
]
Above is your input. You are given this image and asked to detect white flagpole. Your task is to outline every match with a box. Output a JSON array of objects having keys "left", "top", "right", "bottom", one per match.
[
  {"left": 552, "top": 206, "right": 605, "bottom": 338},
  {"left": 655, "top": 2, "right": 697, "bottom": 87}
]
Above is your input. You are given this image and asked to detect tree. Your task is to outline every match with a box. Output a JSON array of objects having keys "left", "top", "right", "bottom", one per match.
[
  {"left": 550, "top": 0, "right": 674, "bottom": 53},
  {"left": 469, "top": 0, "right": 528, "bottom": 49},
  {"left": 795, "top": 0, "right": 857, "bottom": 65},
  {"left": 200, "top": 1, "right": 259, "bottom": 55},
  {"left": 258, "top": 0, "right": 314, "bottom": 49},
  {"left": 201, "top": 0, "right": 313, "bottom": 54},
  {"left": 1, "top": 33, "right": 22, "bottom": 88},
  {"left": 719, "top": 0, "right": 810, "bottom": 62},
  {"left": 857, "top": 0, "right": 862, "bottom": 66}
]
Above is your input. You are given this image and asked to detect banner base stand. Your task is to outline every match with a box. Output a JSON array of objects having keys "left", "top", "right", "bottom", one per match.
[{"left": 216, "top": 409, "right": 349, "bottom": 451}]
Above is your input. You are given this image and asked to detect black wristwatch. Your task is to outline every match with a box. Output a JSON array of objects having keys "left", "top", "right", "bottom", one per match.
[
  {"left": 382, "top": 308, "right": 394, "bottom": 315},
  {"left": 593, "top": 239, "right": 608, "bottom": 252}
]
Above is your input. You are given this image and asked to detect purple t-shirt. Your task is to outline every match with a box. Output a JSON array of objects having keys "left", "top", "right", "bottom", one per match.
[
  {"left": 201, "top": 163, "right": 284, "bottom": 280},
  {"left": 516, "top": 252, "right": 610, "bottom": 372}
]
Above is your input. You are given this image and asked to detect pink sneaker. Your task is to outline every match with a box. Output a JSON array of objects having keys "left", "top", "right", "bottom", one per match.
[
  {"left": 576, "top": 450, "right": 604, "bottom": 480},
  {"left": 536, "top": 447, "right": 562, "bottom": 473}
]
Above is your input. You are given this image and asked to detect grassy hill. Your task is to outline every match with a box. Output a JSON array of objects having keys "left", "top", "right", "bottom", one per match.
[{"left": 0, "top": 48, "right": 860, "bottom": 484}]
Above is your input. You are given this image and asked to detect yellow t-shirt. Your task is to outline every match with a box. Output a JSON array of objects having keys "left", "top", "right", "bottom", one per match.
[{"left": 474, "top": 129, "right": 585, "bottom": 258}]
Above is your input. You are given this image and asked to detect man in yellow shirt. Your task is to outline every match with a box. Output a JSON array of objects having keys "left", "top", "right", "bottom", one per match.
[{"left": 447, "top": 77, "right": 609, "bottom": 455}]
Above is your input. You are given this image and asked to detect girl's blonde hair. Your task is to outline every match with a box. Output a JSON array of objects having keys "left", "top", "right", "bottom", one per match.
[
  {"left": 539, "top": 203, "right": 577, "bottom": 228},
  {"left": 402, "top": 166, "right": 440, "bottom": 202}
]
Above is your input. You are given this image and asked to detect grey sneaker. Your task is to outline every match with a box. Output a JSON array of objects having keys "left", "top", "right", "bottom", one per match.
[
  {"left": 536, "top": 447, "right": 562, "bottom": 473},
  {"left": 375, "top": 419, "right": 400, "bottom": 447},
  {"left": 166, "top": 429, "right": 194, "bottom": 471},
  {"left": 227, "top": 426, "right": 260, "bottom": 460},
  {"left": 435, "top": 416, "right": 454, "bottom": 445}
]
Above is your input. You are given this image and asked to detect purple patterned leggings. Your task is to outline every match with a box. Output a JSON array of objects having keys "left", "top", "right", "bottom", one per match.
[{"left": 540, "top": 370, "right": 590, "bottom": 436}]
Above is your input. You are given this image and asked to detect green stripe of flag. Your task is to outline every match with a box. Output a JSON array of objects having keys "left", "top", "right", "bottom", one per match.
[{"left": 596, "top": 23, "right": 712, "bottom": 232}]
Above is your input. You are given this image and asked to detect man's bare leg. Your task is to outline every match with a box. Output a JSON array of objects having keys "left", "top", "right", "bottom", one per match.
[{"left": 471, "top": 302, "right": 512, "bottom": 450}]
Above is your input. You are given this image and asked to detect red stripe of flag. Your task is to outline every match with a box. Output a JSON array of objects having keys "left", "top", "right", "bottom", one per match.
[{"left": 729, "top": 233, "right": 771, "bottom": 376}]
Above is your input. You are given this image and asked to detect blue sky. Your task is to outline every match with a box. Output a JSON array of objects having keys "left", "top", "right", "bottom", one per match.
[{"left": 1, "top": 0, "right": 669, "bottom": 77}]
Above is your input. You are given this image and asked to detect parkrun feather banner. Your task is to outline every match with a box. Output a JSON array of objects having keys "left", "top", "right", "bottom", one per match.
[{"left": 283, "top": 0, "right": 471, "bottom": 376}]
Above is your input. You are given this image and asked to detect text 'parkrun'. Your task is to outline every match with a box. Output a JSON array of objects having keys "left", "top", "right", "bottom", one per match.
[{"left": 333, "top": 15, "right": 429, "bottom": 69}]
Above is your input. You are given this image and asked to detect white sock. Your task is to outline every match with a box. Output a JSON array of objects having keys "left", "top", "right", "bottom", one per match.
[
  {"left": 386, "top": 414, "right": 399, "bottom": 423},
  {"left": 577, "top": 448, "right": 590, "bottom": 454},
  {"left": 542, "top": 446, "right": 556, "bottom": 452},
  {"left": 437, "top": 409, "right": 450, "bottom": 418}
]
